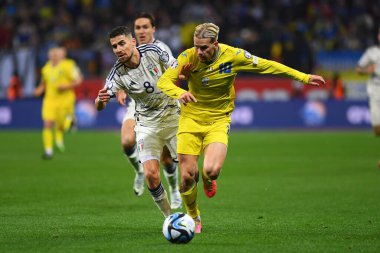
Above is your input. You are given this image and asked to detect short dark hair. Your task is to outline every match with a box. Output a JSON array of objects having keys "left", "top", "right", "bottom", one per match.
[
  {"left": 133, "top": 12, "right": 156, "bottom": 27},
  {"left": 109, "top": 26, "right": 132, "bottom": 39}
]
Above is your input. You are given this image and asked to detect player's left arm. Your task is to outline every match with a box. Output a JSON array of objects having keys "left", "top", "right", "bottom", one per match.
[{"left": 235, "top": 49, "right": 325, "bottom": 86}]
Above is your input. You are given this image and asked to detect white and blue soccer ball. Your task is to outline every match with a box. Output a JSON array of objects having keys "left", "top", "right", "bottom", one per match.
[{"left": 162, "top": 212, "right": 195, "bottom": 244}]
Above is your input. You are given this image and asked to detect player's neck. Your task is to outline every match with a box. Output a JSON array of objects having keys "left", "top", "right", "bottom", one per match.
[
  {"left": 206, "top": 46, "right": 220, "bottom": 65},
  {"left": 125, "top": 48, "right": 140, "bottom": 69}
]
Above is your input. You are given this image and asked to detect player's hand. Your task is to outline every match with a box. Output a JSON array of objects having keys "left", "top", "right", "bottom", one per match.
[
  {"left": 308, "top": 75, "right": 326, "bottom": 86},
  {"left": 179, "top": 63, "right": 194, "bottom": 80},
  {"left": 57, "top": 84, "right": 70, "bottom": 92},
  {"left": 97, "top": 88, "right": 111, "bottom": 102},
  {"left": 179, "top": 91, "right": 197, "bottom": 105},
  {"left": 117, "top": 90, "right": 127, "bottom": 106}
]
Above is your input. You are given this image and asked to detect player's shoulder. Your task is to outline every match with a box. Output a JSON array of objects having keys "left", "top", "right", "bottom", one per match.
[
  {"left": 220, "top": 43, "right": 243, "bottom": 56},
  {"left": 366, "top": 45, "right": 380, "bottom": 54},
  {"left": 153, "top": 39, "right": 171, "bottom": 51},
  {"left": 106, "top": 60, "right": 124, "bottom": 81},
  {"left": 138, "top": 43, "right": 164, "bottom": 55}
]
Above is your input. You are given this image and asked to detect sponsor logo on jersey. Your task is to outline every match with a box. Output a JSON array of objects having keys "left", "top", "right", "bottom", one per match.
[
  {"left": 201, "top": 77, "right": 209, "bottom": 86},
  {"left": 244, "top": 51, "right": 252, "bottom": 59},
  {"left": 159, "top": 51, "right": 169, "bottom": 62}
]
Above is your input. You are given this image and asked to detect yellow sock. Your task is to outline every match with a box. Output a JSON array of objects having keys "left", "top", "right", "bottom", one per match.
[
  {"left": 63, "top": 116, "right": 73, "bottom": 132},
  {"left": 42, "top": 128, "right": 53, "bottom": 154},
  {"left": 55, "top": 127, "right": 64, "bottom": 145},
  {"left": 181, "top": 183, "right": 200, "bottom": 219}
]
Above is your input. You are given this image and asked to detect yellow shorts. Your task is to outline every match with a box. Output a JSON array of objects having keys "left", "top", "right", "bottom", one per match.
[
  {"left": 177, "top": 116, "right": 231, "bottom": 155},
  {"left": 42, "top": 99, "right": 72, "bottom": 122}
]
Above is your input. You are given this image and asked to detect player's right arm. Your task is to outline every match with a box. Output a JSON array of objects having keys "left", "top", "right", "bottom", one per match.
[
  {"left": 34, "top": 80, "right": 46, "bottom": 97},
  {"left": 356, "top": 48, "right": 375, "bottom": 75},
  {"left": 95, "top": 87, "right": 111, "bottom": 111}
]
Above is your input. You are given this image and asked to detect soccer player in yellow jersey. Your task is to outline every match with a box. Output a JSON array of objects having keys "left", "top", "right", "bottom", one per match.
[
  {"left": 35, "top": 46, "right": 82, "bottom": 160},
  {"left": 157, "top": 23, "right": 325, "bottom": 233}
]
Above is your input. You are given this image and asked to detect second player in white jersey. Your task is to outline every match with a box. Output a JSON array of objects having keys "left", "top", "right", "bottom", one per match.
[{"left": 106, "top": 44, "right": 179, "bottom": 127}]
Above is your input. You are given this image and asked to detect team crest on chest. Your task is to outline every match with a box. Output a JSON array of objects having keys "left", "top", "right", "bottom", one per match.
[
  {"left": 201, "top": 77, "right": 209, "bottom": 86},
  {"left": 147, "top": 63, "right": 159, "bottom": 77}
]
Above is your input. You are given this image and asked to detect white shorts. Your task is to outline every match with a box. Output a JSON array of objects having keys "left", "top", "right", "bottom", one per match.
[
  {"left": 369, "top": 96, "right": 380, "bottom": 126},
  {"left": 135, "top": 124, "right": 178, "bottom": 164},
  {"left": 122, "top": 99, "right": 136, "bottom": 122}
]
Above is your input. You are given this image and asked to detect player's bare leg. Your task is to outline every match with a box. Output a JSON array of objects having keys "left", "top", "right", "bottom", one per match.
[
  {"left": 121, "top": 119, "right": 144, "bottom": 196},
  {"left": 202, "top": 142, "right": 227, "bottom": 198},
  {"left": 161, "top": 146, "right": 182, "bottom": 209},
  {"left": 143, "top": 159, "right": 172, "bottom": 217}
]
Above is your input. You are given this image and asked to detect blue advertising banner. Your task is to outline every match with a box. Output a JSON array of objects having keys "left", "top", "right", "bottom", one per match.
[{"left": 0, "top": 99, "right": 371, "bottom": 130}]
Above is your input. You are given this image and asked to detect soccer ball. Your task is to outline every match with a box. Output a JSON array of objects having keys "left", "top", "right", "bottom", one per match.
[{"left": 162, "top": 212, "right": 195, "bottom": 243}]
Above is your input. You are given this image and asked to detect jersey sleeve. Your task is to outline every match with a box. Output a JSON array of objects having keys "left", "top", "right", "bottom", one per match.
[
  {"left": 157, "top": 51, "right": 189, "bottom": 99},
  {"left": 104, "top": 70, "right": 123, "bottom": 98},
  {"left": 357, "top": 48, "right": 372, "bottom": 67},
  {"left": 233, "top": 48, "right": 310, "bottom": 83}
]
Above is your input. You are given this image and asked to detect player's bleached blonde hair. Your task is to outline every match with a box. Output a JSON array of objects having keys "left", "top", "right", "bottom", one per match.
[{"left": 194, "top": 23, "right": 219, "bottom": 42}]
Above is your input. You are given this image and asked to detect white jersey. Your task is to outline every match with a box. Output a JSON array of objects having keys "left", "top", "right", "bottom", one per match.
[
  {"left": 357, "top": 45, "right": 380, "bottom": 98},
  {"left": 122, "top": 39, "right": 174, "bottom": 122},
  {"left": 105, "top": 44, "right": 179, "bottom": 127}
]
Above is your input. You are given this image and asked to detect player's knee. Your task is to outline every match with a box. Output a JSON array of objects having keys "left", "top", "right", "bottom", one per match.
[
  {"left": 144, "top": 168, "right": 160, "bottom": 188},
  {"left": 203, "top": 164, "right": 222, "bottom": 180}
]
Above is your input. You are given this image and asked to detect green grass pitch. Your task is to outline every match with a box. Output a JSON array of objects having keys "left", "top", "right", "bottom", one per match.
[{"left": 1, "top": 130, "right": 379, "bottom": 253}]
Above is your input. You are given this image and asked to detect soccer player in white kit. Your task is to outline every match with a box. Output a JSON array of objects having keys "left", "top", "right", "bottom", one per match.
[
  {"left": 95, "top": 26, "right": 179, "bottom": 217},
  {"left": 356, "top": 27, "right": 380, "bottom": 167},
  {"left": 118, "top": 12, "right": 181, "bottom": 209}
]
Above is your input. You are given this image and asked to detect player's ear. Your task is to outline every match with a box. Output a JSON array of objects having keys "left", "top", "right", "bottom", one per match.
[{"left": 131, "top": 37, "right": 137, "bottom": 46}]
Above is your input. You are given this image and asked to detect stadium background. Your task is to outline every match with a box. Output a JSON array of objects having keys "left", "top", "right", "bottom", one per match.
[
  {"left": 1, "top": 1, "right": 380, "bottom": 252},
  {"left": 0, "top": 0, "right": 377, "bottom": 130}
]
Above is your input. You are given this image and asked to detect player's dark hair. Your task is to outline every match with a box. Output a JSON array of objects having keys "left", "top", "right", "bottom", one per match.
[
  {"left": 133, "top": 12, "right": 156, "bottom": 27},
  {"left": 109, "top": 26, "right": 132, "bottom": 39}
]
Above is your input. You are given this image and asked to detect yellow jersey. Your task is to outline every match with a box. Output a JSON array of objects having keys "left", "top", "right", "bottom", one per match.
[
  {"left": 158, "top": 43, "right": 310, "bottom": 122},
  {"left": 41, "top": 58, "right": 80, "bottom": 103}
]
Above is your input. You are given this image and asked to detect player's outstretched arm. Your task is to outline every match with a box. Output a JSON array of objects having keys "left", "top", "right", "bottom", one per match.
[
  {"left": 308, "top": 75, "right": 326, "bottom": 86},
  {"left": 95, "top": 88, "right": 110, "bottom": 111},
  {"left": 356, "top": 64, "right": 375, "bottom": 75}
]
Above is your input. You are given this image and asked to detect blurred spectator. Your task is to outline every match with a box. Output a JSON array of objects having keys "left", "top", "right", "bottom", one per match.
[
  {"left": 329, "top": 72, "right": 345, "bottom": 100},
  {"left": 1, "top": 0, "right": 380, "bottom": 98}
]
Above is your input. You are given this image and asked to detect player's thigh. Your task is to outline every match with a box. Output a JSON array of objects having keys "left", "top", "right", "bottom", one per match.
[
  {"left": 42, "top": 100, "right": 57, "bottom": 122},
  {"left": 161, "top": 126, "right": 178, "bottom": 161},
  {"left": 135, "top": 126, "right": 164, "bottom": 163},
  {"left": 203, "top": 119, "right": 230, "bottom": 148},
  {"left": 177, "top": 117, "right": 203, "bottom": 156},
  {"left": 121, "top": 119, "right": 136, "bottom": 147},
  {"left": 203, "top": 142, "right": 227, "bottom": 174}
]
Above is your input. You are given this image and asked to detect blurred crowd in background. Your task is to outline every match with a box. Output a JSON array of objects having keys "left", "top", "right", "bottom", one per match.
[{"left": 0, "top": 0, "right": 379, "bottom": 98}]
